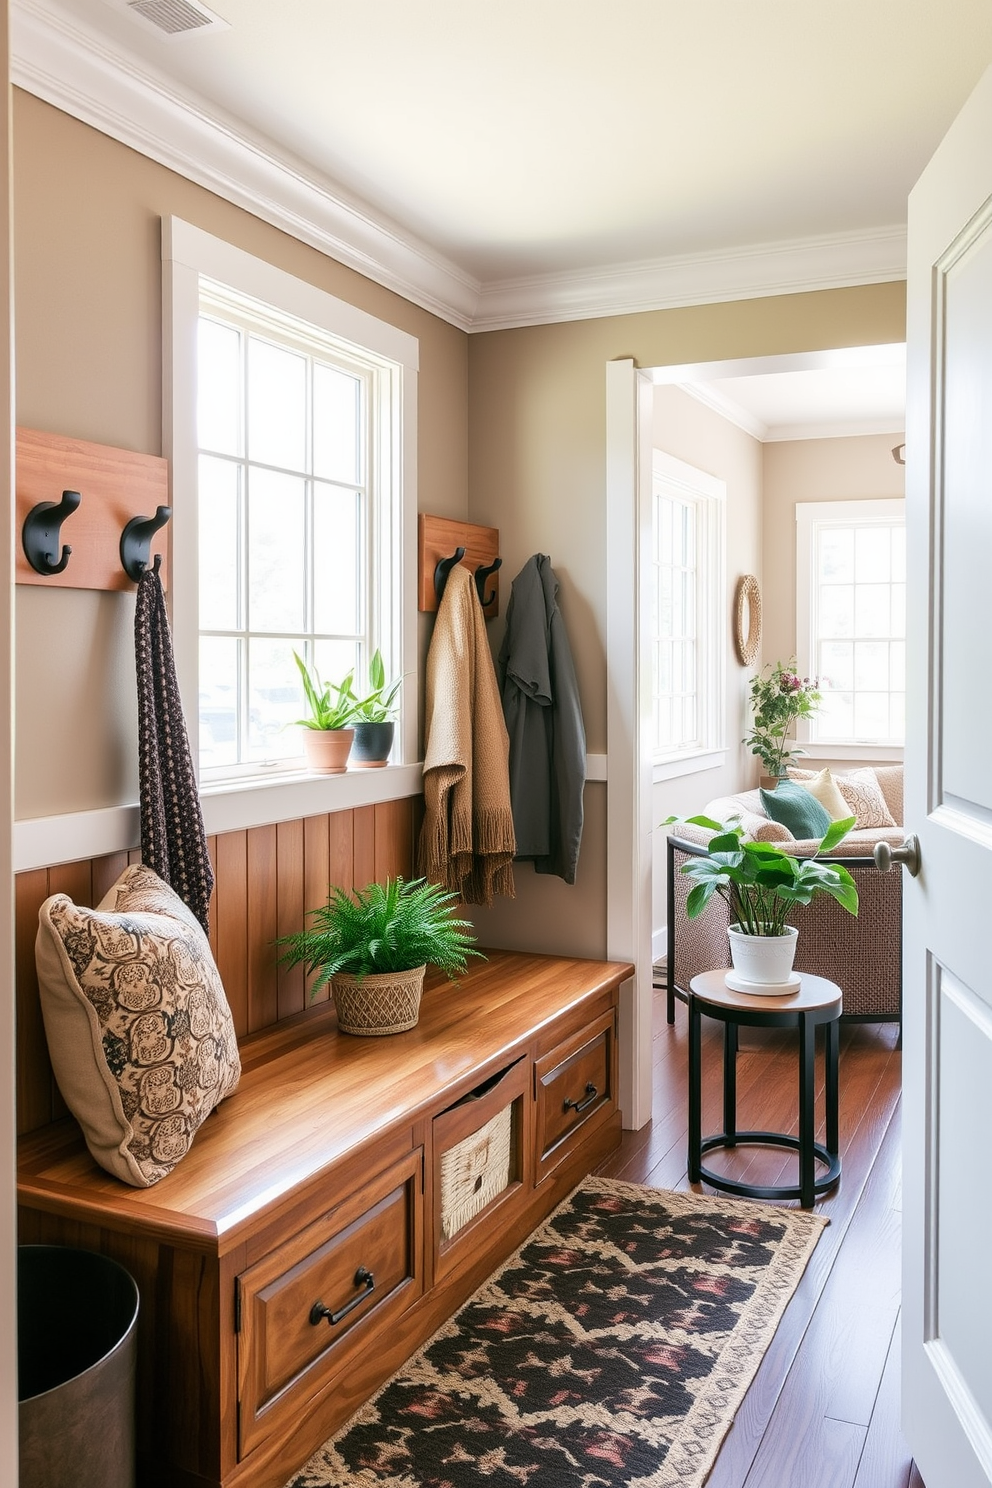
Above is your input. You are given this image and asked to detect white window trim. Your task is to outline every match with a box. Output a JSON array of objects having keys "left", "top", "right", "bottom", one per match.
[
  {"left": 795, "top": 497, "right": 905, "bottom": 758},
  {"left": 163, "top": 217, "right": 420, "bottom": 826},
  {"left": 651, "top": 450, "right": 726, "bottom": 778}
]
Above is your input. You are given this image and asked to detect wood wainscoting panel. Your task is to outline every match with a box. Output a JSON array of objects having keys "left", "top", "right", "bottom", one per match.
[
  {"left": 15, "top": 867, "right": 52, "bottom": 1135},
  {"left": 304, "top": 813, "right": 333, "bottom": 1006},
  {"left": 275, "top": 819, "right": 305, "bottom": 1021},
  {"left": 246, "top": 825, "right": 279, "bottom": 1034},
  {"left": 14, "top": 799, "right": 420, "bottom": 1135},
  {"left": 215, "top": 830, "right": 250, "bottom": 1039}
]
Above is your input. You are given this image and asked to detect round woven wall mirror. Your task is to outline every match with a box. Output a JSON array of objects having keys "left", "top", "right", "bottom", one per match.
[{"left": 733, "top": 574, "right": 762, "bottom": 666}]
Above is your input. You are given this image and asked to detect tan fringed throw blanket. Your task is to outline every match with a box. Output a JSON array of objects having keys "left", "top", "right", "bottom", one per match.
[{"left": 418, "top": 564, "right": 515, "bottom": 906}]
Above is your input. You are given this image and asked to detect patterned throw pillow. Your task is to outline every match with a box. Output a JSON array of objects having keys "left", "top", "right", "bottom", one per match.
[
  {"left": 790, "top": 765, "right": 896, "bottom": 829},
  {"left": 35, "top": 864, "right": 241, "bottom": 1187},
  {"left": 834, "top": 767, "right": 897, "bottom": 829}
]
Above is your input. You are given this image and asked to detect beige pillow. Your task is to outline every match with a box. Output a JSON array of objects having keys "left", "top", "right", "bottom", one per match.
[
  {"left": 35, "top": 864, "right": 241, "bottom": 1187},
  {"left": 788, "top": 766, "right": 850, "bottom": 821},
  {"left": 834, "top": 767, "right": 897, "bottom": 829}
]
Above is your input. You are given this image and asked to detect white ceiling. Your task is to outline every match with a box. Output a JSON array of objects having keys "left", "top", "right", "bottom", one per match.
[
  {"left": 14, "top": 0, "right": 992, "bottom": 339},
  {"left": 685, "top": 345, "right": 907, "bottom": 442},
  {"left": 15, "top": 0, "right": 992, "bottom": 330}
]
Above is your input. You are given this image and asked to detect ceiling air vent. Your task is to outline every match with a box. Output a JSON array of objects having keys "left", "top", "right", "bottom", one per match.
[{"left": 122, "top": 0, "right": 229, "bottom": 36}]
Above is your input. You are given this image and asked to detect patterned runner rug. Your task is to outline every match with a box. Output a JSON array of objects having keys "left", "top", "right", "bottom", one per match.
[{"left": 287, "top": 1176, "right": 826, "bottom": 1488}]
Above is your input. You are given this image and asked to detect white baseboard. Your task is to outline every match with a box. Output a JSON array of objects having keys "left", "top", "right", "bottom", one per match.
[{"left": 652, "top": 927, "right": 667, "bottom": 966}]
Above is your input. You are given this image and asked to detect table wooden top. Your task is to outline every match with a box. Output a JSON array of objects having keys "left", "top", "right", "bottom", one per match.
[
  {"left": 17, "top": 949, "right": 632, "bottom": 1250},
  {"left": 689, "top": 968, "right": 843, "bottom": 1018}
]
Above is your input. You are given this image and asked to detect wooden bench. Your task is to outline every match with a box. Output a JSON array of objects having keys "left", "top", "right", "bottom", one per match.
[{"left": 18, "top": 947, "right": 631, "bottom": 1488}]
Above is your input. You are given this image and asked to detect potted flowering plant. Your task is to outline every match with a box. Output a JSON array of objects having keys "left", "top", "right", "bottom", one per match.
[{"left": 744, "top": 660, "right": 822, "bottom": 779}]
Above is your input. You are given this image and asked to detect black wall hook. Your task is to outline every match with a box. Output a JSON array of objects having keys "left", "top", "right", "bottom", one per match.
[
  {"left": 434, "top": 546, "right": 466, "bottom": 602},
  {"left": 121, "top": 505, "right": 172, "bottom": 583},
  {"left": 22, "top": 489, "right": 81, "bottom": 576},
  {"left": 475, "top": 557, "right": 502, "bottom": 608}
]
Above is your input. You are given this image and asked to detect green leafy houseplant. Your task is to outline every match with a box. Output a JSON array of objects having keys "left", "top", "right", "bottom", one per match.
[
  {"left": 744, "top": 660, "right": 822, "bottom": 778},
  {"left": 292, "top": 650, "right": 360, "bottom": 730},
  {"left": 351, "top": 648, "right": 402, "bottom": 723},
  {"left": 665, "top": 813, "right": 859, "bottom": 937},
  {"left": 278, "top": 876, "right": 482, "bottom": 997}
]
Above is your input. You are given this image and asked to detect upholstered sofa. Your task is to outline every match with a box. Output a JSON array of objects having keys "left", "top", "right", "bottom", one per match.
[{"left": 665, "top": 764, "right": 905, "bottom": 1027}]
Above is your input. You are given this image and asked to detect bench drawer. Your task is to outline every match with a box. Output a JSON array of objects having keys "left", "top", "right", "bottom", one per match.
[
  {"left": 237, "top": 1148, "right": 423, "bottom": 1458},
  {"left": 535, "top": 1009, "right": 615, "bottom": 1181}
]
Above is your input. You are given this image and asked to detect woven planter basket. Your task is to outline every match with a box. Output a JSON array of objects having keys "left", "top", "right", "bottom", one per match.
[{"left": 330, "top": 965, "right": 426, "bottom": 1036}]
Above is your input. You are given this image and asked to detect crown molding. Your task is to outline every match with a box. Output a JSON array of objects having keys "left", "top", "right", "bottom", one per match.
[
  {"left": 11, "top": 0, "right": 908, "bottom": 333},
  {"left": 762, "top": 415, "right": 906, "bottom": 442},
  {"left": 10, "top": 0, "right": 482, "bottom": 330},
  {"left": 471, "top": 226, "right": 908, "bottom": 331},
  {"left": 679, "top": 380, "right": 769, "bottom": 440}
]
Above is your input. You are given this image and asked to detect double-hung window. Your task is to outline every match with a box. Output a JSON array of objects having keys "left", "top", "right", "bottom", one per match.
[
  {"left": 796, "top": 499, "right": 906, "bottom": 751},
  {"left": 650, "top": 451, "right": 725, "bottom": 777},
  {"left": 164, "top": 218, "right": 418, "bottom": 801}
]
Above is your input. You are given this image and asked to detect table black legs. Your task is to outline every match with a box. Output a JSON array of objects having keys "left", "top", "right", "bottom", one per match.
[
  {"left": 688, "top": 999, "right": 702, "bottom": 1183},
  {"left": 687, "top": 993, "right": 841, "bottom": 1209}
]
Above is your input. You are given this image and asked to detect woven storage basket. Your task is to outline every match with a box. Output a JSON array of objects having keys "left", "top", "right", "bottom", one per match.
[
  {"left": 439, "top": 1103, "right": 513, "bottom": 1242},
  {"left": 330, "top": 965, "right": 425, "bottom": 1036}
]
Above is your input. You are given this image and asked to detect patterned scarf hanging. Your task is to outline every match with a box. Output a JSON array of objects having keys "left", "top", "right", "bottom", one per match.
[{"left": 134, "top": 565, "right": 214, "bottom": 933}]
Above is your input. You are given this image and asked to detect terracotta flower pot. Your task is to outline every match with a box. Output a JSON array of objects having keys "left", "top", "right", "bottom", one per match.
[{"left": 301, "top": 728, "right": 353, "bottom": 775}]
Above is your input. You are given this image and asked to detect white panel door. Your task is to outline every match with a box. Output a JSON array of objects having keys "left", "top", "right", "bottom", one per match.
[{"left": 904, "top": 60, "right": 992, "bottom": 1488}]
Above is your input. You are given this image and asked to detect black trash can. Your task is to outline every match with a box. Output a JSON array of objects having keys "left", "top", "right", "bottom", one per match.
[{"left": 17, "top": 1246, "right": 140, "bottom": 1488}]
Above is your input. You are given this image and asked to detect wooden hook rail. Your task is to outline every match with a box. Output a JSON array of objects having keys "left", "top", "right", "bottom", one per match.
[
  {"left": 418, "top": 513, "right": 500, "bottom": 618},
  {"left": 15, "top": 428, "right": 170, "bottom": 592}
]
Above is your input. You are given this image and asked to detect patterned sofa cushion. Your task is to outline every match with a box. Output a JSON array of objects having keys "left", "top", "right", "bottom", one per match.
[
  {"left": 35, "top": 863, "right": 241, "bottom": 1187},
  {"left": 790, "top": 765, "right": 896, "bottom": 829}
]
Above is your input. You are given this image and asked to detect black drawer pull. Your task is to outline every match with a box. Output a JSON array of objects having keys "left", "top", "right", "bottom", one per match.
[
  {"left": 309, "top": 1267, "right": 375, "bottom": 1327},
  {"left": 563, "top": 1082, "right": 598, "bottom": 1115}
]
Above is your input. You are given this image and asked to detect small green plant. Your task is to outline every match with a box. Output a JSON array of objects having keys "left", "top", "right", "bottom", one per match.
[
  {"left": 744, "top": 660, "right": 822, "bottom": 777},
  {"left": 351, "top": 648, "right": 403, "bottom": 723},
  {"left": 277, "top": 876, "right": 483, "bottom": 995},
  {"left": 664, "top": 813, "right": 859, "bottom": 937},
  {"left": 292, "top": 650, "right": 360, "bottom": 730}
]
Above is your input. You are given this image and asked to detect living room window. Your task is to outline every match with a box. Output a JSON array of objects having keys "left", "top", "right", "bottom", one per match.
[
  {"left": 796, "top": 499, "right": 906, "bottom": 751},
  {"left": 651, "top": 451, "right": 725, "bottom": 777},
  {"left": 163, "top": 218, "right": 418, "bottom": 798}
]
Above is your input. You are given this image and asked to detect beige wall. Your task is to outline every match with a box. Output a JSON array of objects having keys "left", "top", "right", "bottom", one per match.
[
  {"left": 13, "top": 90, "right": 469, "bottom": 819},
  {"left": 649, "top": 387, "right": 762, "bottom": 944},
  {"left": 12, "top": 86, "right": 907, "bottom": 960},
  {"left": 467, "top": 284, "right": 905, "bottom": 956}
]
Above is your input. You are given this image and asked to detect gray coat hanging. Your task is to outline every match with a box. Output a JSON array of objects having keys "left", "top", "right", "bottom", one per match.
[{"left": 497, "top": 554, "right": 586, "bottom": 884}]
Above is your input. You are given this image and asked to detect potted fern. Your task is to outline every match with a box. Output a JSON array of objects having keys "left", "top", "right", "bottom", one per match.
[
  {"left": 292, "top": 650, "right": 360, "bottom": 774},
  {"left": 278, "top": 876, "right": 482, "bottom": 1035},
  {"left": 665, "top": 812, "right": 859, "bottom": 989}
]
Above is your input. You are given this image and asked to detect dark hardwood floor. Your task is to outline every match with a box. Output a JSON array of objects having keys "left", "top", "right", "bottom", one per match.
[{"left": 595, "top": 983, "right": 917, "bottom": 1488}]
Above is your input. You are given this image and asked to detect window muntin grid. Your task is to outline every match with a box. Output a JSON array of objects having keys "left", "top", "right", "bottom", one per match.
[
  {"left": 196, "top": 293, "right": 375, "bottom": 779},
  {"left": 652, "top": 491, "right": 700, "bottom": 754},
  {"left": 811, "top": 518, "right": 906, "bottom": 745}
]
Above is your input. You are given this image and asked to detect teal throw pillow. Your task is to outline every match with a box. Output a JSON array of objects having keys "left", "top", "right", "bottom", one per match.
[{"left": 759, "top": 779, "right": 831, "bottom": 840}]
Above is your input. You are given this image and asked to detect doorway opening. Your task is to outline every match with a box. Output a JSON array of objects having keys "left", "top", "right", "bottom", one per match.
[{"left": 605, "top": 343, "right": 906, "bottom": 1131}]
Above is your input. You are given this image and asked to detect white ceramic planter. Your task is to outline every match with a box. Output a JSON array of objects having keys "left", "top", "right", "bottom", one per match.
[{"left": 727, "top": 923, "right": 799, "bottom": 986}]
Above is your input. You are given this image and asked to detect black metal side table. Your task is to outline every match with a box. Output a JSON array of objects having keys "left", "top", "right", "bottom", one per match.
[{"left": 688, "top": 969, "right": 843, "bottom": 1209}]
